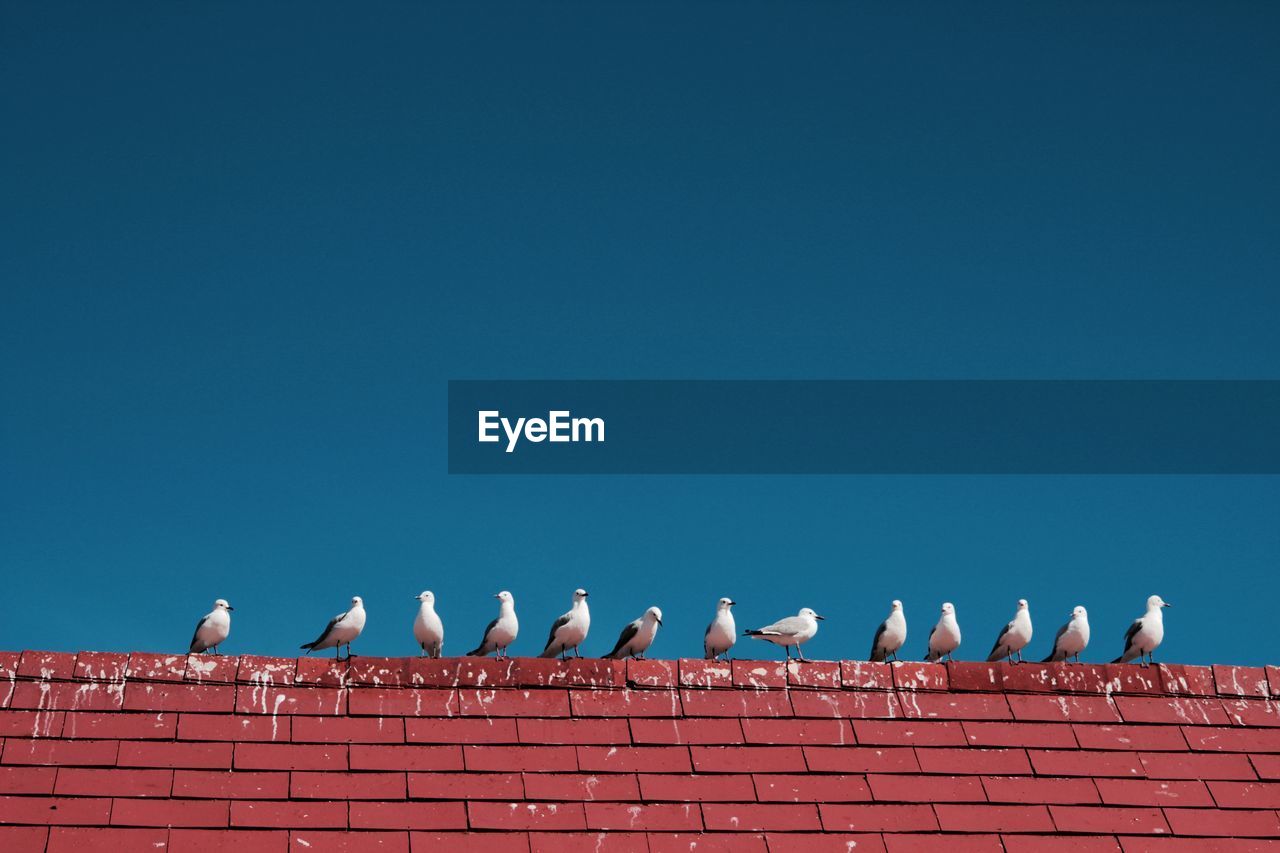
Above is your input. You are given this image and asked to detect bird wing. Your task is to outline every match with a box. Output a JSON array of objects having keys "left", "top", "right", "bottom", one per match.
[
  {"left": 988, "top": 620, "right": 1015, "bottom": 657},
  {"left": 1051, "top": 620, "right": 1069, "bottom": 652},
  {"left": 870, "top": 620, "right": 888, "bottom": 657},
  {"left": 188, "top": 615, "right": 211, "bottom": 652},
  {"left": 302, "top": 612, "right": 345, "bottom": 649},
  {"left": 479, "top": 616, "right": 499, "bottom": 643},
  {"left": 1121, "top": 617, "right": 1144, "bottom": 650},
  {"left": 543, "top": 613, "right": 571, "bottom": 650},
  {"left": 927, "top": 624, "right": 937, "bottom": 644},
  {"left": 606, "top": 620, "right": 641, "bottom": 658},
  {"left": 758, "top": 616, "right": 804, "bottom": 637}
]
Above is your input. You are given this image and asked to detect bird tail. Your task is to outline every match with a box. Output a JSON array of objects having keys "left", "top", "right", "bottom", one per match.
[
  {"left": 539, "top": 647, "right": 559, "bottom": 659},
  {"left": 300, "top": 643, "right": 315, "bottom": 652},
  {"left": 743, "top": 629, "right": 764, "bottom": 637},
  {"left": 1041, "top": 652, "right": 1058, "bottom": 663},
  {"left": 465, "top": 646, "right": 486, "bottom": 657},
  {"left": 1111, "top": 655, "right": 1125, "bottom": 663},
  {"left": 870, "top": 648, "right": 885, "bottom": 663}
]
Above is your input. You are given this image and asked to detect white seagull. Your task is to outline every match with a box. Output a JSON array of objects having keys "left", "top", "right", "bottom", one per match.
[
  {"left": 704, "top": 597, "right": 737, "bottom": 660},
  {"left": 869, "top": 599, "right": 907, "bottom": 662},
  {"left": 466, "top": 591, "right": 519, "bottom": 658},
  {"left": 300, "top": 596, "right": 366, "bottom": 660},
  {"left": 603, "top": 606, "right": 663, "bottom": 660},
  {"left": 188, "top": 598, "right": 233, "bottom": 655},
  {"left": 412, "top": 591, "right": 445, "bottom": 658},
  {"left": 1113, "top": 594, "right": 1171, "bottom": 666},
  {"left": 987, "top": 599, "right": 1034, "bottom": 663},
  {"left": 540, "top": 588, "right": 591, "bottom": 659},
  {"left": 925, "top": 602, "right": 962, "bottom": 662},
  {"left": 744, "top": 607, "right": 824, "bottom": 661},
  {"left": 1043, "top": 605, "right": 1090, "bottom": 663}
]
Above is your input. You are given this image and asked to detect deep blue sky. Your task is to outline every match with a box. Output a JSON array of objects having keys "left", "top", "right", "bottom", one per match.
[{"left": 2, "top": 4, "right": 1277, "bottom": 665}]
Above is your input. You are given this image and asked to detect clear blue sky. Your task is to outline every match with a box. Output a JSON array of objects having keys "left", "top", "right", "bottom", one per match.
[{"left": 2, "top": 3, "right": 1277, "bottom": 665}]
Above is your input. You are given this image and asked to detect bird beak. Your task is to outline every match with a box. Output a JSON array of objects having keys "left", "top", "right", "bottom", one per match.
[
  {"left": 656, "top": 618, "right": 663, "bottom": 626},
  {"left": 493, "top": 594, "right": 501, "bottom": 599},
  {"left": 815, "top": 614, "right": 825, "bottom": 621},
  {"left": 729, "top": 600, "right": 736, "bottom": 606},
  {"left": 1163, "top": 602, "right": 1172, "bottom": 608},
  {"left": 227, "top": 606, "right": 235, "bottom": 611}
]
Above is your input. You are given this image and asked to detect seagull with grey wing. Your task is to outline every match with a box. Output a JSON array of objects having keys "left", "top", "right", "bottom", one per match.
[
  {"left": 925, "top": 602, "right": 961, "bottom": 662},
  {"left": 987, "top": 598, "right": 1033, "bottom": 663},
  {"left": 540, "top": 588, "right": 590, "bottom": 659},
  {"left": 1112, "top": 594, "right": 1171, "bottom": 666},
  {"left": 300, "top": 595, "right": 366, "bottom": 660},
  {"left": 1043, "top": 605, "right": 1090, "bottom": 663},
  {"left": 704, "top": 597, "right": 737, "bottom": 660},
  {"left": 466, "top": 591, "right": 519, "bottom": 658},
  {"left": 188, "top": 598, "right": 233, "bottom": 655},
  {"left": 603, "top": 606, "right": 662, "bottom": 660},
  {"left": 412, "top": 591, "right": 444, "bottom": 658},
  {"left": 869, "top": 599, "right": 906, "bottom": 662},
  {"left": 744, "top": 607, "right": 824, "bottom": 661}
]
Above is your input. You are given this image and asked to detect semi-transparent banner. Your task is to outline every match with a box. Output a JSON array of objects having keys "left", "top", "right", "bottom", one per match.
[{"left": 447, "top": 380, "right": 1280, "bottom": 474}]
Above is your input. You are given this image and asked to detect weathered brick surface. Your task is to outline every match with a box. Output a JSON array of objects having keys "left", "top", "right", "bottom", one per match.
[{"left": 0, "top": 650, "right": 1277, "bottom": 848}]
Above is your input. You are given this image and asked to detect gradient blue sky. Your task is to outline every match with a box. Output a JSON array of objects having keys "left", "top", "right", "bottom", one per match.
[{"left": 2, "top": 3, "right": 1278, "bottom": 665}]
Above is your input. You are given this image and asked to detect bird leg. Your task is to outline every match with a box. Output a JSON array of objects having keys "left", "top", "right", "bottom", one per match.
[{"left": 796, "top": 647, "right": 806, "bottom": 662}]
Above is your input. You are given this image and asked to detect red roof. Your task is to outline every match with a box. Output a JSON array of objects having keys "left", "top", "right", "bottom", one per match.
[{"left": 2, "top": 650, "right": 1279, "bottom": 851}]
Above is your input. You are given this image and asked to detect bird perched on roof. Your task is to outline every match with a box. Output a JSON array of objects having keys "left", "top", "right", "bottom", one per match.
[
  {"left": 1113, "top": 594, "right": 1171, "bottom": 666},
  {"left": 744, "top": 607, "right": 824, "bottom": 661},
  {"left": 925, "top": 602, "right": 961, "bottom": 662},
  {"left": 412, "top": 591, "right": 444, "bottom": 658},
  {"left": 704, "top": 597, "right": 737, "bottom": 660},
  {"left": 540, "top": 588, "right": 591, "bottom": 659},
  {"left": 869, "top": 600, "right": 906, "bottom": 662},
  {"left": 603, "top": 606, "right": 663, "bottom": 660},
  {"left": 1043, "top": 605, "right": 1090, "bottom": 663},
  {"left": 466, "top": 591, "right": 519, "bottom": 658},
  {"left": 987, "top": 599, "right": 1033, "bottom": 663},
  {"left": 300, "top": 596, "right": 366, "bottom": 661},
  {"left": 188, "top": 599, "right": 233, "bottom": 655}
]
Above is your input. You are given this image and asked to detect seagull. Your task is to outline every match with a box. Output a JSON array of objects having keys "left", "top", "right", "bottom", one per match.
[
  {"left": 466, "top": 591, "right": 519, "bottom": 658},
  {"left": 603, "top": 606, "right": 663, "bottom": 660},
  {"left": 869, "top": 600, "right": 906, "bottom": 662},
  {"left": 188, "top": 599, "right": 233, "bottom": 655},
  {"left": 704, "top": 597, "right": 737, "bottom": 660},
  {"left": 412, "top": 591, "right": 444, "bottom": 658},
  {"left": 539, "top": 588, "right": 591, "bottom": 659},
  {"left": 1112, "top": 594, "right": 1171, "bottom": 666},
  {"left": 987, "top": 599, "right": 1034, "bottom": 663},
  {"left": 925, "top": 602, "right": 961, "bottom": 662},
  {"left": 300, "top": 596, "right": 366, "bottom": 660},
  {"left": 744, "top": 607, "right": 824, "bottom": 661},
  {"left": 1043, "top": 605, "right": 1090, "bottom": 663}
]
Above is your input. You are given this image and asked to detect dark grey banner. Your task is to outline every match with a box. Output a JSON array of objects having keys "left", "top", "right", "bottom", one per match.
[{"left": 447, "top": 380, "right": 1280, "bottom": 474}]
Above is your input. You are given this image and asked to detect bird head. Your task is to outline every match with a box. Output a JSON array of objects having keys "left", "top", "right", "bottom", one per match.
[
  {"left": 415, "top": 591, "right": 435, "bottom": 603},
  {"left": 495, "top": 590, "right": 513, "bottom": 603},
  {"left": 941, "top": 602, "right": 955, "bottom": 616},
  {"left": 1072, "top": 605, "right": 1087, "bottom": 619},
  {"left": 890, "top": 599, "right": 902, "bottom": 611},
  {"left": 799, "top": 607, "right": 824, "bottom": 621},
  {"left": 1017, "top": 599, "right": 1029, "bottom": 610},
  {"left": 351, "top": 596, "right": 363, "bottom": 608},
  {"left": 214, "top": 599, "right": 233, "bottom": 612},
  {"left": 718, "top": 597, "right": 736, "bottom": 609},
  {"left": 573, "top": 588, "right": 589, "bottom": 602},
  {"left": 1148, "top": 595, "right": 1171, "bottom": 609},
  {"left": 645, "top": 606, "right": 663, "bottom": 625}
]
